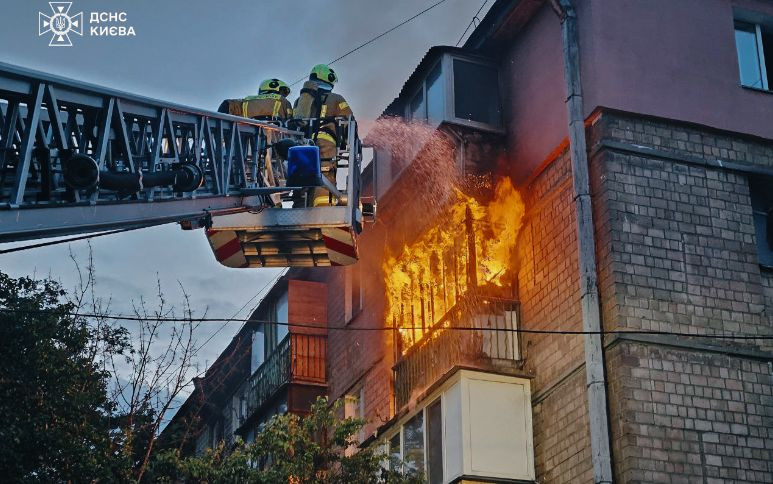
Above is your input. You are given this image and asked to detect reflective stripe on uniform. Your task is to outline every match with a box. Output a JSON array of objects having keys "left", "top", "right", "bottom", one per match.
[
  {"left": 242, "top": 101, "right": 249, "bottom": 118},
  {"left": 338, "top": 101, "right": 349, "bottom": 110},
  {"left": 273, "top": 100, "right": 281, "bottom": 118},
  {"left": 317, "top": 132, "right": 336, "bottom": 144},
  {"left": 320, "top": 105, "right": 327, "bottom": 118},
  {"left": 313, "top": 194, "right": 336, "bottom": 207}
]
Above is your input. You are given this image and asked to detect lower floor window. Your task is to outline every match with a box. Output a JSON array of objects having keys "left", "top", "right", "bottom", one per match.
[{"left": 386, "top": 399, "right": 442, "bottom": 482}]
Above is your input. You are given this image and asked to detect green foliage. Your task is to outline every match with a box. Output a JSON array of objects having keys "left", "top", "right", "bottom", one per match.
[
  {"left": 147, "top": 397, "right": 424, "bottom": 484},
  {"left": 0, "top": 271, "right": 131, "bottom": 482}
]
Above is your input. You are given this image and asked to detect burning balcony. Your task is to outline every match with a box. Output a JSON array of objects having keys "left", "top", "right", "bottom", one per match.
[
  {"left": 236, "top": 332, "right": 326, "bottom": 431},
  {"left": 393, "top": 295, "right": 520, "bottom": 410},
  {"left": 382, "top": 175, "right": 526, "bottom": 410}
]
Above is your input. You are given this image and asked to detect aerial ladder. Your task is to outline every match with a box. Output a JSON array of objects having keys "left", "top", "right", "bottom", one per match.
[{"left": 0, "top": 62, "right": 373, "bottom": 267}]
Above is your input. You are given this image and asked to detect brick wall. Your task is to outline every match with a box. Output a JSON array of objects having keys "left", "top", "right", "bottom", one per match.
[
  {"left": 517, "top": 150, "right": 592, "bottom": 482},
  {"left": 314, "top": 219, "right": 396, "bottom": 436},
  {"left": 590, "top": 113, "right": 772, "bottom": 346},
  {"left": 591, "top": 111, "right": 773, "bottom": 483},
  {"left": 607, "top": 341, "right": 773, "bottom": 483},
  {"left": 532, "top": 369, "right": 593, "bottom": 483}
]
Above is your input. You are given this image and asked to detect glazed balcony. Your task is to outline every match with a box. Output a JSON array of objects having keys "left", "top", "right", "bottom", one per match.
[{"left": 393, "top": 296, "right": 520, "bottom": 410}]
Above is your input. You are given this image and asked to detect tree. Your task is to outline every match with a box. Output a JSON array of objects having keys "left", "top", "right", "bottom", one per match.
[
  {"left": 146, "top": 397, "right": 425, "bottom": 484},
  {"left": 0, "top": 271, "right": 130, "bottom": 481},
  {"left": 108, "top": 279, "right": 200, "bottom": 482}
]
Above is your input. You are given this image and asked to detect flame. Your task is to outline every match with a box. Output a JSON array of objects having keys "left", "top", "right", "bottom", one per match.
[{"left": 384, "top": 177, "right": 525, "bottom": 351}]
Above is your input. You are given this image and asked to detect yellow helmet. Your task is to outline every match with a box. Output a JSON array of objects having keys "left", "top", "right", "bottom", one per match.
[
  {"left": 259, "top": 78, "right": 290, "bottom": 96},
  {"left": 309, "top": 64, "right": 338, "bottom": 85}
]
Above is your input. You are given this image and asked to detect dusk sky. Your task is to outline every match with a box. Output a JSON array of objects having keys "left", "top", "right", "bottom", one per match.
[{"left": 0, "top": 0, "right": 492, "bottom": 378}]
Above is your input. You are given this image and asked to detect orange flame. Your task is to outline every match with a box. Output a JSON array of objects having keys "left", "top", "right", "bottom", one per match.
[{"left": 384, "top": 177, "right": 525, "bottom": 351}]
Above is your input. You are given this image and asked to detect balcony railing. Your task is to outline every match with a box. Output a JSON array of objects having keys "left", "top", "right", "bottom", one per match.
[
  {"left": 237, "top": 333, "right": 326, "bottom": 428},
  {"left": 393, "top": 296, "right": 519, "bottom": 409}
]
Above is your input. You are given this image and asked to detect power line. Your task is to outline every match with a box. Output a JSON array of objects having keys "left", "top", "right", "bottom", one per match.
[
  {"left": 0, "top": 224, "right": 167, "bottom": 255},
  {"left": 193, "top": 269, "right": 288, "bottom": 356},
  {"left": 290, "top": 0, "right": 452, "bottom": 87},
  {"left": 456, "top": 0, "right": 488, "bottom": 47},
  {"left": 2, "top": 307, "right": 773, "bottom": 340}
]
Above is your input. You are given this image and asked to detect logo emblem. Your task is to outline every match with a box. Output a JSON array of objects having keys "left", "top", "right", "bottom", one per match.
[{"left": 39, "top": 2, "right": 83, "bottom": 47}]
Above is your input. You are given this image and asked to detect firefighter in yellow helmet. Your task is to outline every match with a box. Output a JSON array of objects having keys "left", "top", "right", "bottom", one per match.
[
  {"left": 218, "top": 78, "right": 293, "bottom": 121},
  {"left": 291, "top": 64, "right": 353, "bottom": 207}
]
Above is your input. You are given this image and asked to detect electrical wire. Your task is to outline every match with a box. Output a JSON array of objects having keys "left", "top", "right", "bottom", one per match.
[
  {"left": 194, "top": 269, "right": 288, "bottom": 354},
  {"left": 2, "top": 307, "right": 773, "bottom": 340},
  {"left": 456, "top": 0, "right": 488, "bottom": 47},
  {"left": 289, "top": 0, "right": 452, "bottom": 87},
  {"left": 0, "top": 224, "right": 167, "bottom": 255}
]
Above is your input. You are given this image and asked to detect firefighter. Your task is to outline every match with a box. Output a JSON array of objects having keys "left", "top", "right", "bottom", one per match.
[
  {"left": 291, "top": 64, "right": 353, "bottom": 207},
  {"left": 217, "top": 78, "right": 293, "bottom": 121},
  {"left": 217, "top": 79, "right": 293, "bottom": 199}
]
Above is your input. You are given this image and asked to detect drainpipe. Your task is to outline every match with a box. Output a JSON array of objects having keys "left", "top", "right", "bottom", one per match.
[{"left": 551, "top": 1, "right": 614, "bottom": 482}]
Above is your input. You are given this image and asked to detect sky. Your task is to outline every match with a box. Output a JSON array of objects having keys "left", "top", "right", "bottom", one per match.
[{"left": 0, "top": 0, "right": 493, "bottom": 386}]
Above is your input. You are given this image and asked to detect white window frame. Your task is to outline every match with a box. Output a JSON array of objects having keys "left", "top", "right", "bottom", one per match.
[
  {"left": 384, "top": 398, "right": 442, "bottom": 479},
  {"left": 734, "top": 11, "right": 771, "bottom": 91}
]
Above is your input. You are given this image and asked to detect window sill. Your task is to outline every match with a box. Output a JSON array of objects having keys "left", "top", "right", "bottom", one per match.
[{"left": 741, "top": 85, "right": 773, "bottom": 95}]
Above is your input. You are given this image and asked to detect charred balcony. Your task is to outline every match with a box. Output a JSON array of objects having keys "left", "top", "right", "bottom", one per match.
[{"left": 393, "top": 294, "right": 520, "bottom": 410}]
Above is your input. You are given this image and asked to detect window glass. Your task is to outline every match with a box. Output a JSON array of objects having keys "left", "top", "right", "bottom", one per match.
[
  {"left": 389, "top": 433, "right": 402, "bottom": 473},
  {"left": 426, "top": 62, "right": 444, "bottom": 124},
  {"left": 735, "top": 23, "right": 767, "bottom": 89},
  {"left": 403, "top": 412, "right": 425, "bottom": 474},
  {"left": 276, "top": 290, "right": 289, "bottom": 342},
  {"left": 251, "top": 329, "right": 265, "bottom": 373},
  {"left": 409, "top": 88, "right": 426, "bottom": 122},
  {"left": 762, "top": 30, "right": 773, "bottom": 84},
  {"left": 350, "top": 264, "right": 362, "bottom": 320},
  {"left": 427, "top": 400, "right": 443, "bottom": 484},
  {"left": 750, "top": 178, "right": 773, "bottom": 267},
  {"left": 453, "top": 59, "right": 501, "bottom": 127}
]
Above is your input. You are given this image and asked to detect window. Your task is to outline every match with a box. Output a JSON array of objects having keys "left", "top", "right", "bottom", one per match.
[
  {"left": 389, "top": 433, "right": 402, "bottom": 473},
  {"left": 453, "top": 59, "right": 501, "bottom": 127},
  {"left": 426, "top": 62, "right": 444, "bottom": 124},
  {"left": 251, "top": 329, "right": 265, "bottom": 373},
  {"left": 385, "top": 400, "right": 443, "bottom": 480},
  {"left": 750, "top": 178, "right": 773, "bottom": 267},
  {"left": 344, "top": 388, "right": 366, "bottom": 453},
  {"left": 350, "top": 264, "right": 363, "bottom": 321},
  {"left": 266, "top": 290, "right": 289, "bottom": 351},
  {"left": 735, "top": 20, "right": 772, "bottom": 90},
  {"left": 403, "top": 412, "right": 424, "bottom": 473},
  {"left": 426, "top": 400, "right": 443, "bottom": 484},
  {"left": 409, "top": 89, "right": 426, "bottom": 122}
]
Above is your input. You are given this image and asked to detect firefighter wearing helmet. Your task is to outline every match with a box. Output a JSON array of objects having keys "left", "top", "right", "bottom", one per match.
[
  {"left": 218, "top": 78, "right": 293, "bottom": 121},
  {"left": 291, "top": 64, "right": 353, "bottom": 207}
]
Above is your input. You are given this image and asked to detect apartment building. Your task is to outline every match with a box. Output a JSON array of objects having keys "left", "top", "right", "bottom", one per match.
[
  {"left": 322, "top": 0, "right": 773, "bottom": 482},
  {"left": 162, "top": 276, "right": 328, "bottom": 454},
  {"left": 165, "top": 0, "right": 773, "bottom": 482}
]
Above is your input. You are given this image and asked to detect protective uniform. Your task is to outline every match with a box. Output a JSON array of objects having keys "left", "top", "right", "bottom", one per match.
[
  {"left": 218, "top": 79, "right": 293, "bottom": 121},
  {"left": 217, "top": 79, "right": 293, "bottom": 199},
  {"left": 291, "top": 65, "right": 353, "bottom": 206}
]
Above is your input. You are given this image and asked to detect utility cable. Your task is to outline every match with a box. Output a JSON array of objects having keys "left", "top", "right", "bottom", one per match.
[
  {"left": 456, "top": 0, "right": 488, "bottom": 47},
  {"left": 2, "top": 307, "right": 773, "bottom": 340},
  {"left": 194, "top": 268, "right": 288, "bottom": 354},
  {"left": 0, "top": 224, "right": 165, "bottom": 255},
  {"left": 289, "top": 0, "right": 452, "bottom": 87}
]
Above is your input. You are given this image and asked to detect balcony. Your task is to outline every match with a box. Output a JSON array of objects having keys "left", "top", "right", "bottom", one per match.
[
  {"left": 393, "top": 296, "right": 519, "bottom": 410},
  {"left": 237, "top": 333, "right": 326, "bottom": 429}
]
